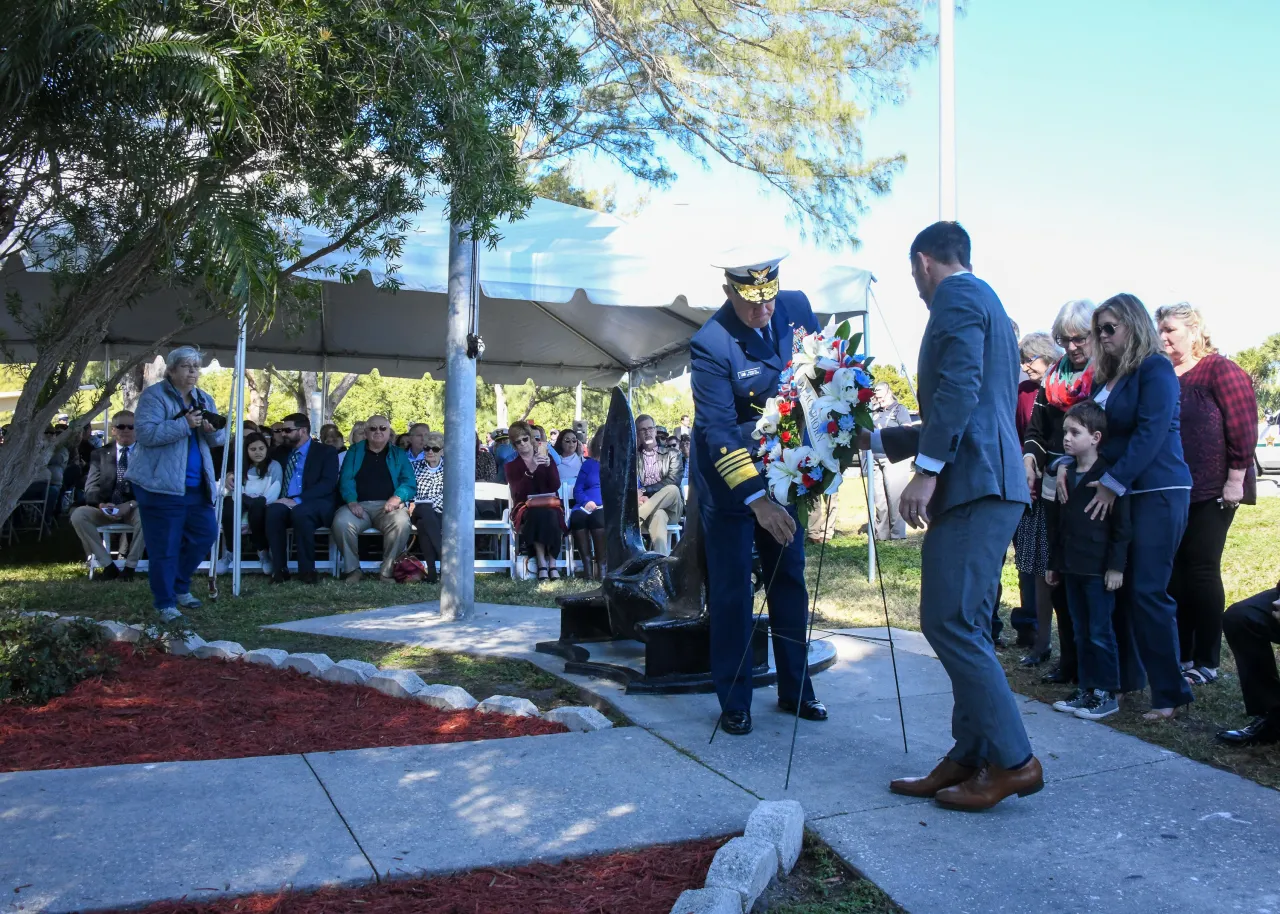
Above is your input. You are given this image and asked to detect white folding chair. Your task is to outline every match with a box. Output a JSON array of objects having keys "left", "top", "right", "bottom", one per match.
[{"left": 474, "top": 482, "right": 513, "bottom": 575}]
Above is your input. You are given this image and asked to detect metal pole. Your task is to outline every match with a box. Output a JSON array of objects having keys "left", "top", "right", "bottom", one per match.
[
  {"left": 939, "top": 0, "right": 957, "bottom": 221},
  {"left": 863, "top": 311, "right": 876, "bottom": 584},
  {"left": 440, "top": 220, "right": 476, "bottom": 620},
  {"left": 321, "top": 358, "right": 329, "bottom": 425},
  {"left": 232, "top": 305, "right": 247, "bottom": 596},
  {"left": 575, "top": 381, "right": 583, "bottom": 422}
]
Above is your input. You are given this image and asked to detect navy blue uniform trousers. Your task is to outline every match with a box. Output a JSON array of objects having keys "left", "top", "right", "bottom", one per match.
[{"left": 704, "top": 502, "right": 815, "bottom": 714}]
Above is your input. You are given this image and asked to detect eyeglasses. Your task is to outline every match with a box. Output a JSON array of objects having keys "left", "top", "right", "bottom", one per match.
[
  {"left": 1058, "top": 334, "right": 1089, "bottom": 346},
  {"left": 425, "top": 446, "right": 442, "bottom": 453},
  {"left": 114, "top": 424, "right": 134, "bottom": 431},
  {"left": 1097, "top": 322, "right": 1121, "bottom": 338},
  {"left": 368, "top": 425, "right": 390, "bottom": 432},
  {"left": 513, "top": 435, "right": 531, "bottom": 444}
]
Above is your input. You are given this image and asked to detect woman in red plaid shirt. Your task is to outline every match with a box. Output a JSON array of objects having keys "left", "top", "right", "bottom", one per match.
[{"left": 1157, "top": 303, "right": 1259, "bottom": 688}]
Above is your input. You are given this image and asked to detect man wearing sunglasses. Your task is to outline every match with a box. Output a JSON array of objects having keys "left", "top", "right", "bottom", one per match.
[
  {"left": 264, "top": 412, "right": 340, "bottom": 584},
  {"left": 334, "top": 414, "right": 415, "bottom": 581},
  {"left": 71, "top": 412, "right": 146, "bottom": 580}
]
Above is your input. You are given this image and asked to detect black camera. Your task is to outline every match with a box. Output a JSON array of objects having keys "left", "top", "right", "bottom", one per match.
[{"left": 185, "top": 404, "right": 227, "bottom": 430}]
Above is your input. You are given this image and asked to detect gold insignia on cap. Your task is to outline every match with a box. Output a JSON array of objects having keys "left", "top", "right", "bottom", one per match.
[{"left": 749, "top": 267, "right": 772, "bottom": 284}]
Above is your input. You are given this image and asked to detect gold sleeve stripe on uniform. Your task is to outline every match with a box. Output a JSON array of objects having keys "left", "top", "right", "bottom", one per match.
[
  {"left": 715, "top": 453, "right": 753, "bottom": 473},
  {"left": 723, "top": 462, "right": 760, "bottom": 489},
  {"left": 715, "top": 449, "right": 752, "bottom": 472},
  {"left": 715, "top": 458, "right": 754, "bottom": 480}
]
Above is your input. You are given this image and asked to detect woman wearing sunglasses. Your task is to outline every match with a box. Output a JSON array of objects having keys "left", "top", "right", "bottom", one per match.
[
  {"left": 1063, "top": 294, "right": 1194, "bottom": 721},
  {"left": 504, "top": 419, "right": 566, "bottom": 580},
  {"left": 406, "top": 425, "right": 444, "bottom": 584}
]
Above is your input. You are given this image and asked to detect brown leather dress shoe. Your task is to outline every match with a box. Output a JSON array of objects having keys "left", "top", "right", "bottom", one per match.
[
  {"left": 889, "top": 758, "right": 977, "bottom": 798},
  {"left": 934, "top": 757, "right": 1044, "bottom": 812}
]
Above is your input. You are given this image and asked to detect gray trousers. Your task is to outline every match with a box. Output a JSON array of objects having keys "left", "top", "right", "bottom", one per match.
[
  {"left": 871, "top": 458, "right": 909, "bottom": 540},
  {"left": 333, "top": 501, "right": 411, "bottom": 575},
  {"left": 72, "top": 503, "right": 145, "bottom": 567},
  {"left": 920, "top": 497, "right": 1031, "bottom": 769}
]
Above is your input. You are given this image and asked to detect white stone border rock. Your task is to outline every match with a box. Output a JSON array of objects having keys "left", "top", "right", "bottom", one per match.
[
  {"left": 27, "top": 612, "right": 613, "bottom": 733},
  {"left": 670, "top": 799, "right": 806, "bottom": 914}
]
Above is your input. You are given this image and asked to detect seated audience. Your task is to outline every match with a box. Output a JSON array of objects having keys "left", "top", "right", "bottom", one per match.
[
  {"left": 1156, "top": 303, "right": 1259, "bottom": 688},
  {"left": 475, "top": 432, "right": 501, "bottom": 484},
  {"left": 45, "top": 428, "right": 69, "bottom": 516},
  {"left": 532, "top": 425, "right": 561, "bottom": 465},
  {"left": 505, "top": 420, "right": 565, "bottom": 580},
  {"left": 570, "top": 429, "right": 606, "bottom": 580},
  {"left": 334, "top": 414, "right": 414, "bottom": 581},
  {"left": 491, "top": 428, "right": 517, "bottom": 466},
  {"left": 408, "top": 428, "right": 445, "bottom": 584},
  {"left": 635, "top": 413, "right": 684, "bottom": 554},
  {"left": 395, "top": 432, "right": 411, "bottom": 450},
  {"left": 319, "top": 423, "right": 344, "bottom": 451},
  {"left": 70, "top": 412, "right": 145, "bottom": 581},
  {"left": 679, "top": 434, "right": 691, "bottom": 489},
  {"left": 215, "top": 432, "right": 282, "bottom": 574},
  {"left": 265, "top": 413, "right": 339, "bottom": 584},
  {"left": 1044, "top": 401, "right": 1131, "bottom": 722},
  {"left": 1218, "top": 581, "right": 1280, "bottom": 746},
  {"left": 556, "top": 428, "right": 583, "bottom": 484},
  {"left": 349, "top": 420, "right": 368, "bottom": 446}
]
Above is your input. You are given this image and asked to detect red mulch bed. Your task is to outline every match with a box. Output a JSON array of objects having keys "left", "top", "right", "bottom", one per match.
[
  {"left": 118, "top": 837, "right": 729, "bottom": 914},
  {"left": 0, "top": 645, "right": 566, "bottom": 772}
]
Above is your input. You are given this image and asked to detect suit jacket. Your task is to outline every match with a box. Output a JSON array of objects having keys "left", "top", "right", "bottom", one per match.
[
  {"left": 638, "top": 447, "right": 683, "bottom": 496},
  {"left": 272, "top": 440, "right": 340, "bottom": 506},
  {"left": 1044, "top": 460, "right": 1133, "bottom": 576},
  {"left": 1097, "top": 354, "right": 1193, "bottom": 495},
  {"left": 84, "top": 444, "right": 133, "bottom": 506},
  {"left": 880, "top": 272, "right": 1029, "bottom": 515},
  {"left": 689, "top": 291, "right": 820, "bottom": 512}
]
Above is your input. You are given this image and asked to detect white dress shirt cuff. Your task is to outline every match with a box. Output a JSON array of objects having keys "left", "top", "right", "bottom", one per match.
[
  {"left": 744, "top": 490, "right": 765, "bottom": 505},
  {"left": 913, "top": 453, "right": 946, "bottom": 474}
]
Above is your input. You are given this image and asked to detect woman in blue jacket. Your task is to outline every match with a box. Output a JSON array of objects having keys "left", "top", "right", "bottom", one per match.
[
  {"left": 570, "top": 429, "right": 606, "bottom": 580},
  {"left": 1075, "top": 294, "right": 1194, "bottom": 719},
  {"left": 126, "top": 347, "right": 227, "bottom": 620}
]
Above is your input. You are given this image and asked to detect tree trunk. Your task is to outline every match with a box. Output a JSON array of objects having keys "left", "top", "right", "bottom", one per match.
[
  {"left": 494, "top": 383, "right": 508, "bottom": 428},
  {"left": 119, "top": 362, "right": 146, "bottom": 411},
  {"left": 327, "top": 373, "right": 359, "bottom": 415},
  {"left": 246, "top": 370, "right": 272, "bottom": 425}
]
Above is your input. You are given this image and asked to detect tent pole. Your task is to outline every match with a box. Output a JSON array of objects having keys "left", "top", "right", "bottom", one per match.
[
  {"left": 863, "top": 311, "right": 876, "bottom": 584},
  {"left": 321, "top": 357, "right": 329, "bottom": 425},
  {"left": 232, "top": 304, "right": 247, "bottom": 597},
  {"left": 939, "top": 0, "right": 957, "bottom": 220},
  {"left": 575, "top": 382, "right": 582, "bottom": 422},
  {"left": 440, "top": 221, "right": 476, "bottom": 621}
]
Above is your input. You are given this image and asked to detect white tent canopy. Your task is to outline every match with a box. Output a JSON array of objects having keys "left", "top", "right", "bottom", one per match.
[{"left": 0, "top": 198, "right": 873, "bottom": 387}]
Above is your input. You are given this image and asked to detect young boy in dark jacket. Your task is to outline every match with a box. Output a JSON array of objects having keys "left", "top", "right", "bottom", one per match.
[{"left": 1044, "top": 400, "right": 1132, "bottom": 721}]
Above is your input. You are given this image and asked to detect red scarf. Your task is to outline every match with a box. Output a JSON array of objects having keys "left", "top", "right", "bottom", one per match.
[{"left": 1043, "top": 357, "right": 1094, "bottom": 410}]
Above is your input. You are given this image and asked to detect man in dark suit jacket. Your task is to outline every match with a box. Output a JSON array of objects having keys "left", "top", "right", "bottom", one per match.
[
  {"left": 70, "top": 411, "right": 145, "bottom": 580},
  {"left": 862, "top": 223, "right": 1040, "bottom": 812},
  {"left": 690, "top": 248, "right": 826, "bottom": 737},
  {"left": 264, "top": 412, "right": 339, "bottom": 583}
]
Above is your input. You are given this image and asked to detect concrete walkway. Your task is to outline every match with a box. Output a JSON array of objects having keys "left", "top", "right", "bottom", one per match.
[
  {"left": 271, "top": 602, "right": 1280, "bottom": 914},
  {"left": 0, "top": 729, "right": 755, "bottom": 913}
]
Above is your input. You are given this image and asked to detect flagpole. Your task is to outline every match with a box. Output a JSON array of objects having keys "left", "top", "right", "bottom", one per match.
[{"left": 939, "top": 0, "right": 957, "bottom": 221}]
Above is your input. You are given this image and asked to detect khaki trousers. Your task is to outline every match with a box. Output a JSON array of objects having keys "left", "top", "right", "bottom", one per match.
[
  {"left": 333, "top": 501, "right": 411, "bottom": 575},
  {"left": 72, "top": 502, "right": 145, "bottom": 567},
  {"left": 638, "top": 484, "right": 684, "bottom": 555}
]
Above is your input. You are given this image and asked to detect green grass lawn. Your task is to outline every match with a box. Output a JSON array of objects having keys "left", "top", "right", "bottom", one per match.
[{"left": 3, "top": 498, "right": 1277, "bottom": 783}]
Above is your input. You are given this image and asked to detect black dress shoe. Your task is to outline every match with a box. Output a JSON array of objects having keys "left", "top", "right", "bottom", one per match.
[
  {"left": 1019, "top": 649, "right": 1052, "bottom": 667},
  {"left": 721, "top": 710, "right": 753, "bottom": 736},
  {"left": 778, "top": 698, "right": 829, "bottom": 721},
  {"left": 271, "top": 570, "right": 291, "bottom": 584},
  {"left": 1014, "top": 628, "right": 1036, "bottom": 648},
  {"left": 1216, "top": 713, "right": 1280, "bottom": 747},
  {"left": 95, "top": 563, "right": 120, "bottom": 581},
  {"left": 1040, "top": 666, "right": 1072, "bottom": 684},
  {"left": 120, "top": 566, "right": 136, "bottom": 581},
  {"left": 298, "top": 571, "right": 319, "bottom": 585}
]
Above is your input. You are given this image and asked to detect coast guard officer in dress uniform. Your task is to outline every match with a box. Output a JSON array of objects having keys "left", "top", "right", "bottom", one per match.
[{"left": 689, "top": 247, "right": 828, "bottom": 736}]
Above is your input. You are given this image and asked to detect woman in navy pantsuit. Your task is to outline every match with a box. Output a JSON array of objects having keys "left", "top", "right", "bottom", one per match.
[{"left": 1068, "top": 294, "right": 1194, "bottom": 720}]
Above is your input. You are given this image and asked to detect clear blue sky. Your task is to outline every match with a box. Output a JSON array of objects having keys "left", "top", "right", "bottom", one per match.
[{"left": 578, "top": 0, "right": 1280, "bottom": 369}]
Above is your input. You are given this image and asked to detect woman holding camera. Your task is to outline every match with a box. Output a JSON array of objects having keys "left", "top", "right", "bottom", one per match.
[{"left": 126, "top": 346, "right": 227, "bottom": 620}]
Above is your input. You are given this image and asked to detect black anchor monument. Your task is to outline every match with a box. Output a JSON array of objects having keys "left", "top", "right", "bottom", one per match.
[{"left": 535, "top": 388, "right": 837, "bottom": 694}]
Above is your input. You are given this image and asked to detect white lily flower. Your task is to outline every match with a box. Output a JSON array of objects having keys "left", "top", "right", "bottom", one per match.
[
  {"left": 823, "top": 367, "right": 862, "bottom": 403},
  {"left": 766, "top": 444, "right": 816, "bottom": 504},
  {"left": 753, "top": 397, "right": 782, "bottom": 438}
]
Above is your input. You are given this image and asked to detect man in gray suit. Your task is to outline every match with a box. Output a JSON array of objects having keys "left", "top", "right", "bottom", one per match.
[{"left": 860, "top": 222, "right": 1042, "bottom": 811}]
